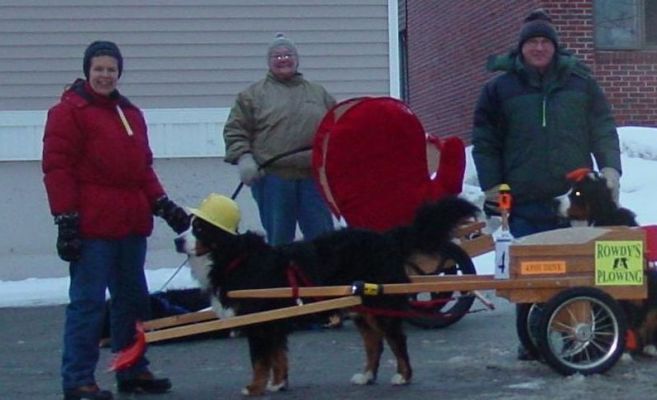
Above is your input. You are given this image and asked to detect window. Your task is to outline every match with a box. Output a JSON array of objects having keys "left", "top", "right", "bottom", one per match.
[
  {"left": 647, "top": 0, "right": 657, "bottom": 45},
  {"left": 595, "top": 0, "right": 657, "bottom": 49}
]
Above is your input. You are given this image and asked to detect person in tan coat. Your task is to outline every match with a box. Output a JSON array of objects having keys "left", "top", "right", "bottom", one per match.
[{"left": 223, "top": 33, "right": 335, "bottom": 246}]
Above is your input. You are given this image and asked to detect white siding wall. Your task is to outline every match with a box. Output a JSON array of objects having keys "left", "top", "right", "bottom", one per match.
[
  {"left": 1, "top": 0, "right": 394, "bottom": 110},
  {"left": 0, "top": 0, "right": 398, "bottom": 281}
]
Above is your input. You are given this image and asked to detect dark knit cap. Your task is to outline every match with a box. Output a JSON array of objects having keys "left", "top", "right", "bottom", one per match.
[
  {"left": 518, "top": 9, "right": 559, "bottom": 50},
  {"left": 83, "top": 40, "right": 123, "bottom": 79}
]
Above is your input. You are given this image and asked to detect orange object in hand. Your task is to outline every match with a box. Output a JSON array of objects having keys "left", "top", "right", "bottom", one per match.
[{"left": 498, "top": 184, "right": 512, "bottom": 211}]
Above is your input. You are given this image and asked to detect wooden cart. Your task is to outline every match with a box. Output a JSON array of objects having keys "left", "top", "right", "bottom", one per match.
[{"left": 139, "top": 225, "right": 652, "bottom": 376}]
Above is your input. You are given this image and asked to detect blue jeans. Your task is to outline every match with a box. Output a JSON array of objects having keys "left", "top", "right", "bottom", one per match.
[
  {"left": 62, "top": 236, "right": 151, "bottom": 390},
  {"left": 251, "top": 175, "right": 334, "bottom": 245},
  {"left": 509, "top": 202, "right": 570, "bottom": 238}
]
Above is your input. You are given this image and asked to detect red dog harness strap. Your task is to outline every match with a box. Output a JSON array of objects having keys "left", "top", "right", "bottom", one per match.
[{"left": 286, "top": 262, "right": 315, "bottom": 305}]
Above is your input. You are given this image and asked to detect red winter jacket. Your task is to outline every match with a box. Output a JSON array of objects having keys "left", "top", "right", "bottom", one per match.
[{"left": 42, "top": 80, "right": 165, "bottom": 239}]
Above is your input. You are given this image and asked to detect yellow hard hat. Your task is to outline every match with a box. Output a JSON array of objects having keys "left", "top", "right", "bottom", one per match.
[{"left": 189, "top": 193, "right": 241, "bottom": 235}]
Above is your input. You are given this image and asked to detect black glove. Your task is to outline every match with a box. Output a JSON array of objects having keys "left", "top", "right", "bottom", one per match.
[
  {"left": 54, "top": 212, "right": 82, "bottom": 262},
  {"left": 483, "top": 200, "right": 501, "bottom": 217},
  {"left": 153, "top": 196, "right": 190, "bottom": 234},
  {"left": 483, "top": 185, "right": 501, "bottom": 217}
]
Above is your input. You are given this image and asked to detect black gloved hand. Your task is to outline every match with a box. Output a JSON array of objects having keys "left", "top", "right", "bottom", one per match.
[
  {"left": 483, "top": 185, "right": 502, "bottom": 217},
  {"left": 153, "top": 196, "right": 190, "bottom": 234},
  {"left": 54, "top": 212, "right": 82, "bottom": 262},
  {"left": 483, "top": 200, "right": 502, "bottom": 217}
]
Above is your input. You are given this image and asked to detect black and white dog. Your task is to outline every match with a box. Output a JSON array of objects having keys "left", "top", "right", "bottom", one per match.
[
  {"left": 556, "top": 167, "right": 637, "bottom": 227},
  {"left": 175, "top": 195, "right": 478, "bottom": 396},
  {"left": 557, "top": 168, "right": 657, "bottom": 357}
]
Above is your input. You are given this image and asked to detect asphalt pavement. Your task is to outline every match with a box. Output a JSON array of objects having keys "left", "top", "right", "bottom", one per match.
[{"left": 2, "top": 294, "right": 657, "bottom": 400}]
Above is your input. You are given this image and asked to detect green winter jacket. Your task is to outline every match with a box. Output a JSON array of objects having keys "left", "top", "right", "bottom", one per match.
[
  {"left": 471, "top": 50, "right": 621, "bottom": 204},
  {"left": 223, "top": 71, "right": 335, "bottom": 179}
]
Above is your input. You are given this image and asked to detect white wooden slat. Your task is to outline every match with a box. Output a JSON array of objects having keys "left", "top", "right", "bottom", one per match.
[
  {"left": 0, "top": 108, "right": 229, "bottom": 161},
  {"left": 0, "top": 0, "right": 393, "bottom": 110}
]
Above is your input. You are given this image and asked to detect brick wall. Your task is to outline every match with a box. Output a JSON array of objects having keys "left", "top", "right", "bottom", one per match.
[
  {"left": 546, "top": 0, "right": 657, "bottom": 126},
  {"left": 406, "top": 0, "right": 542, "bottom": 141},
  {"left": 406, "top": 0, "right": 657, "bottom": 143},
  {"left": 595, "top": 52, "right": 657, "bottom": 125}
]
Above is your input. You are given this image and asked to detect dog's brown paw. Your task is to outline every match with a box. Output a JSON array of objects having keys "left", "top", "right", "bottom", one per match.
[{"left": 351, "top": 371, "right": 375, "bottom": 385}]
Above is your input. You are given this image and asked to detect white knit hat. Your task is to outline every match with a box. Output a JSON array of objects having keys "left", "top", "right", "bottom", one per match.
[{"left": 267, "top": 32, "right": 298, "bottom": 57}]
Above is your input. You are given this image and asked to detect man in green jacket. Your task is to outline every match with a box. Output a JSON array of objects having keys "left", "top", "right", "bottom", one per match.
[
  {"left": 471, "top": 9, "right": 621, "bottom": 359},
  {"left": 473, "top": 9, "right": 621, "bottom": 232}
]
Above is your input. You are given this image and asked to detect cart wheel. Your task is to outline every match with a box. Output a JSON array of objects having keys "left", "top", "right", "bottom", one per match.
[
  {"left": 536, "top": 287, "right": 627, "bottom": 376},
  {"left": 516, "top": 303, "right": 544, "bottom": 361},
  {"left": 406, "top": 242, "right": 476, "bottom": 329}
]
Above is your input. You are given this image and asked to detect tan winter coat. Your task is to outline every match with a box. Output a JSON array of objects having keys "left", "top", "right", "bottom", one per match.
[{"left": 223, "top": 72, "right": 335, "bottom": 179}]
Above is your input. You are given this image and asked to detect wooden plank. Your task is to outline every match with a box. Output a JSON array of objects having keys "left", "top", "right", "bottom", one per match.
[
  {"left": 405, "top": 235, "right": 493, "bottom": 275},
  {"left": 227, "top": 274, "right": 613, "bottom": 299},
  {"left": 496, "top": 283, "right": 647, "bottom": 303},
  {"left": 143, "top": 309, "right": 217, "bottom": 331},
  {"left": 379, "top": 275, "right": 595, "bottom": 293},
  {"left": 454, "top": 221, "right": 486, "bottom": 238},
  {"left": 509, "top": 227, "right": 647, "bottom": 279},
  {"left": 409, "top": 274, "right": 495, "bottom": 283},
  {"left": 229, "top": 285, "right": 353, "bottom": 299},
  {"left": 145, "top": 296, "right": 362, "bottom": 343},
  {"left": 458, "top": 234, "right": 494, "bottom": 258}
]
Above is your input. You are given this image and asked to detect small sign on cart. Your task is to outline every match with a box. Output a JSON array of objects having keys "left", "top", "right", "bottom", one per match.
[
  {"left": 595, "top": 240, "right": 643, "bottom": 286},
  {"left": 520, "top": 260, "right": 566, "bottom": 275}
]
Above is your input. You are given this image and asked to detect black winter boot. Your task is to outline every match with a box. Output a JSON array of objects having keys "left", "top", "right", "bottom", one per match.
[
  {"left": 63, "top": 384, "right": 113, "bottom": 400},
  {"left": 117, "top": 371, "right": 172, "bottom": 394}
]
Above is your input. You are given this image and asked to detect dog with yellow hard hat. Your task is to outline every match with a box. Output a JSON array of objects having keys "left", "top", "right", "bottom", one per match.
[{"left": 175, "top": 193, "right": 478, "bottom": 396}]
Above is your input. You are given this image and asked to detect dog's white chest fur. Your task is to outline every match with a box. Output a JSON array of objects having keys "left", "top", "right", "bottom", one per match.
[{"left": 180, "top": 231, "right": 235, "bottom": 320}]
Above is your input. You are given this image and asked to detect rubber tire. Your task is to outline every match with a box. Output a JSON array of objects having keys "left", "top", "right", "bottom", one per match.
[
  {"left": 515, "top": 303, "right": 544, "bottom": 361},
  {"left": 406, "top": 242, "right": 477, "bottom": 329},
  {"left": 536, "top": 287, "right": 627, "bottom": 376}
]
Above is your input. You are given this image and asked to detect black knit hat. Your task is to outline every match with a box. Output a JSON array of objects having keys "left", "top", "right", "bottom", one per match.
[
  {"left": 83, "top": 40, "right": 123, "bottom": 79},
  {"left": 518, "top": 9, "right": 559, "bottom": 50}
]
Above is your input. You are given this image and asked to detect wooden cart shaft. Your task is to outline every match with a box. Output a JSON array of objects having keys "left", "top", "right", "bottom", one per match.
[
  {"left": 145, "top": 296, "right": 361, "bottom": 343},
  {"left": 227, "top": 273, "right": 647, "bottom": 303}
]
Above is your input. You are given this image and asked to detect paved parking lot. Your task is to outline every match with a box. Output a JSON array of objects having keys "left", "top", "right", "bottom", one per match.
[{"left": 2, "top": 295, "right": 656, "bottom": 400}]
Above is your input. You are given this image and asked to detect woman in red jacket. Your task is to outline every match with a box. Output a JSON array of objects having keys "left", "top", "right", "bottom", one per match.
[{"left": 42, "top": 41, "right": 189, "bottom": 400}]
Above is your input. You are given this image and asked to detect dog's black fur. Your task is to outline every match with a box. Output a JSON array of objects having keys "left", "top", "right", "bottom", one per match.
[
  {"left": 175, "top": 196, "right": 479, "bottom": 396},
  {"left": 559, "top": 170, "right": 657, "bottom": 356}
]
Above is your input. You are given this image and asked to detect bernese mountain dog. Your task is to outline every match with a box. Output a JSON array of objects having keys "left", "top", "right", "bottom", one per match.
[
  {"left": 557, "top": 168, "right": 657, "bottom": 358},
  {"left": 175, "top": 195, "right": 478, "bottom": 396},
  {"left": 557, "top": 168, "right": 637, "bottom": 227}
]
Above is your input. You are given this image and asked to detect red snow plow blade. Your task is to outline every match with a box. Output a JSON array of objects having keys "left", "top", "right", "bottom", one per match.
[
  {"left": 312, "top": 96, "right": 465, "bottom": 232},
  {"left": 108, "top": 321, "right": 146, "bottom": 372}
]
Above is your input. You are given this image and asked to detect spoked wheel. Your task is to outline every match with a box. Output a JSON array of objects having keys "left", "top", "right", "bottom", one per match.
[
  {"left": 536, "top": 287, "right": 627, "bottom": 375},
  {"left": 406, "top": 242, "right": 477, "bottom": 329},
  {"left": 516, "top": 303, "right": 545, "bottom": 361}
]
